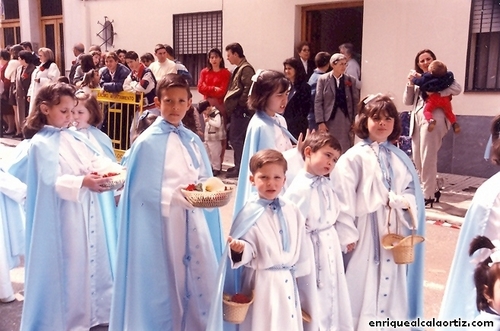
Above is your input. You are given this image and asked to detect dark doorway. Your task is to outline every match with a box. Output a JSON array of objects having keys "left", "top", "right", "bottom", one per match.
[{"left": 302, "top": 2, "right": 363, "bottom": 64}]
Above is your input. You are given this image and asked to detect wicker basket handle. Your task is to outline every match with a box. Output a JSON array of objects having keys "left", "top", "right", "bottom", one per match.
[{"left": 386, "top": 205, "right": 417, "bottom": 237}]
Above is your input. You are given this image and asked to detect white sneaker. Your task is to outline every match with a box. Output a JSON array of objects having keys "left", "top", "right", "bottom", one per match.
[{"left": 0, "top": 294, "right": 15, "bottom": 303}]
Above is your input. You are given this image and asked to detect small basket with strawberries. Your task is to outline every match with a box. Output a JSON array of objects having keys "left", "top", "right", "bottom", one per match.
[
  {"left": 222, "top": 291, "right": 254, "bottom": 324},
  {"left": 181, "top": 177, "right": 234, "bottom": 208},
  {"left": 91, "top": 170, "right": 126, "bottom": 191}
]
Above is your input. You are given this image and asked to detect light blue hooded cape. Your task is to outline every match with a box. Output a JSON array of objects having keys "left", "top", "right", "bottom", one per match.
[
  {"left": 19, "top": 126, "right": 118, "bottom": 330},
  {"left": 438, "top": 171, "right": 500, "bottom": 327},
  {"left": 233, "top": 111, "right": 296, "bottom": 217},
  {"left": 109, "top": 118, "right": 224, "bottom": 330},
  {"left": 206, "top": 195, "right": 285, "bottom": 331}
]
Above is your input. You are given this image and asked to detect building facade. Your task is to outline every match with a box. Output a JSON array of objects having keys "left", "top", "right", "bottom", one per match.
[{"left": 1, "top": 0, "right": 498, "bottom": 177}]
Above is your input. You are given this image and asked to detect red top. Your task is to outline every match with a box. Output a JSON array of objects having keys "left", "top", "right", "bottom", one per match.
[{"left": 197, "top": 67, "right": 231, "bottom": 105}]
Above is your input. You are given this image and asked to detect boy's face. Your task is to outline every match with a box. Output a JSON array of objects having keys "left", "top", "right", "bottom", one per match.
[
  {"left": 304, "top": 145, "right": 340, "bottom": 176},
  {"left": 154, "top": 87, "right": 192, "bottom": 127},
  {"left": 250, "top": 163, "right": 286, "bottom": 200}
]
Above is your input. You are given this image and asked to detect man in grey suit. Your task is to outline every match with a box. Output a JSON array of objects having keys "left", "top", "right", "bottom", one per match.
[{"left": 315, "top": 53, "right": 360, "bottom": 152}]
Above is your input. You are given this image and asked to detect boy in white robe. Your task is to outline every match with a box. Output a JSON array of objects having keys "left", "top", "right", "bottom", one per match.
[
  {"left": 284, "top": 132, "right": 357, "bottom": 331},
  {"left": 228, "top": 149, "right": 313, "bottom": 331},
  {"left": 110, "top": 74, "right": 224, "bottom": 331}
]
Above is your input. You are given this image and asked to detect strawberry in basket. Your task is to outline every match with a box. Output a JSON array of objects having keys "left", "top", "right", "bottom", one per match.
[{"left": 231, "top": 293, "right": 251, "bottom": 304}]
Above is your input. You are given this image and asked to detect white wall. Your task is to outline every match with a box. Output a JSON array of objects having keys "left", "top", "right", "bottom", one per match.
[
  {"left": 60, "top": 0, "right": 500, "bottom": 116},
  {"left": 362, "top": 0, "right": 500, "bottom": 117}
]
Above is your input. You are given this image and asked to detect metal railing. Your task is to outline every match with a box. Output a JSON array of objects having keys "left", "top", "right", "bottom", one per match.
[{"left": 94, "top": 90, "right": 144, "bottom": 160}]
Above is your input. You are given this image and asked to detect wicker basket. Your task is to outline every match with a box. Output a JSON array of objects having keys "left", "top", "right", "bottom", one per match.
[
  {"left": 181, "top": 185, "right": 235, "bottom": 208},
  {"left": 100, "top": 171, "right": 126, "bottom": 191},
  {"left": 223, "top": 291, "right": 254, "bottom": 324},
  {"left": 381, "top": 207, "right": 425, "bottom": 264}
]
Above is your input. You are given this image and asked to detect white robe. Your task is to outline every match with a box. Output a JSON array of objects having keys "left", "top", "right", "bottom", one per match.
[
  {"left": 0, "top": 171, "right": 26, "bottom": 300},
  {"left": 27, "top": 62, "right": 60, "bottom": 114},
  {"left": 231, "top": 197, "right": 313, "bottom": 331},
  {"left": 285, "top": 169, "right": 356, "bottom": 331},
  {"left": 332, "top": 141, "right": 418, "bottom": 331},
  {"left": 53, "top": 131, "right": 121, "bottom": 329},
  {"left": 160, "top": 133, "right": 218, "bottom": 331}
]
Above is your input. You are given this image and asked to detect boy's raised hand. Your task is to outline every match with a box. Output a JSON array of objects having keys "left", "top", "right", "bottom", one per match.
[
  {"left": 228, "top": 236, "right": 245, "bottom": 253},
  {"left": 297, "top": 128, "right": 314, "bottom": 151}
]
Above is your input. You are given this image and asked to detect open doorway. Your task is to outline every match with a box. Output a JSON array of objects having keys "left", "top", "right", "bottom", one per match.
[{"left": 301, "top": 2, "right": 363, "bottom": 65}]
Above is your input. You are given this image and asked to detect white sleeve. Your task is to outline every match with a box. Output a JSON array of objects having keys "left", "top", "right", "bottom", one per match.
[{"left": 0, "top": 171, "right": 27, "bottom": 203}]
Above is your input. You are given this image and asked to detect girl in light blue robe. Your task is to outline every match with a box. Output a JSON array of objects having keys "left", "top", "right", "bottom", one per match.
[
  {"left": 233, "top": 70, "right": 298, "bottom": 217},
  {"left": 439, "top": 115, "right": 500, "bottom": 328},
  {"left": 20, "top": 83, "right": 122, "bottom": 331}
]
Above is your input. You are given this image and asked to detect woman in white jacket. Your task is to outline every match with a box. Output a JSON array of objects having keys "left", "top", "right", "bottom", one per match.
[{"left": 27, "top": 47, "right": 60, "bottom": 114}]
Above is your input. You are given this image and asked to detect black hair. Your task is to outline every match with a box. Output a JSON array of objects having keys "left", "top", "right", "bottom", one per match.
[
  {"left": 206, "top": 48, "right": 226, "bottom": 70},
  {"left": 470, "top": 236, "right": 500, "bottom": 312},
  {"left": 247, "top": 70, "right": 290, "bottom": 112},
  {"left": 225, "top": 43, "right": 244, "bottom": 58},
  {"left": 125, "top": 51, "right": 139, "bottom": 61},
  {"left": 283, "top": 57, "right": 307, "bottom": 85}
]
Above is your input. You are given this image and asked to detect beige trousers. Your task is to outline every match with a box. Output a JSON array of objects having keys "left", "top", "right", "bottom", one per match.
[{"left": 411, "top": 108, "right": 449, "bottom": 199}]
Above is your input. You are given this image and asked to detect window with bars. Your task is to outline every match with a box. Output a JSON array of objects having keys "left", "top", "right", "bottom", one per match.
[
  {"left": 173, "top": 11, "right": 223, "bottom": 87},
  {"left": 466, "top": 0, "right": 500, "bottom": 91}
]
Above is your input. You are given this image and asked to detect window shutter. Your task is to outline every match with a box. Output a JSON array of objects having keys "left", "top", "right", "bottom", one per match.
[
  {"left": 472, "top": 0, "right": 500, "bottom": 33},
  {"left": 174, "top": 11, "right": 222, "bottom": 55}
]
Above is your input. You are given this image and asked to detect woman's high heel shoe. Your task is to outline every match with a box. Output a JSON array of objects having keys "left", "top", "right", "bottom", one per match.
[
  {"left": 425, "top": 198, "right": 435, "bottom": 208},
  {"left": 434, "top": 190, "right": 441, "bottom": 203}
]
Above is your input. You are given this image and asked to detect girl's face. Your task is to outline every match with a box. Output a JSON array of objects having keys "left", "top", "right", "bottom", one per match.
[
  {"left": 304, "top": 145, "right": 340, "bottom": 176},
  {"left": 264, "top": 88, "right": 288, "bottom": 116},
  {"left": 485, "top": 278, "right": 500, "bottom": 313},
  {"left": 93, "top": 54, "right": 100, "bottom": 66},
  {"left": 92, "top": 71, "right": 100, "bottom": 86},
  {"left": 209, "top": 52, "right": 222, "bottom": 69},
  {"left": 250, "top": 163, "right": 286, "bottom": 200},
  {"left": 71, "top": 101, "right": 91, "bottom": 129},
  {"left": 367, "top": 111, "right": 394, "bottom": 143},
  {"left": 154, "top": 87, "right": 192, "bottom": 127},
  {"left": 42, "top": 95, "right": 75, "bottom": 128},
  {"left": 284, "top": 64, "right": 296, "bottom": 82},
  {"left": 418, "top": 52, "right": 434, "bottom": 73}
]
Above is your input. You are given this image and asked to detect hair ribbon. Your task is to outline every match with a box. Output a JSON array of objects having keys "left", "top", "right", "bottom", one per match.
[
  {"left": 470, "top": 240, "right": 500, "bottom": 267},
  {"left": 248, "top": 69, "right": 264, "bottom": 96}
]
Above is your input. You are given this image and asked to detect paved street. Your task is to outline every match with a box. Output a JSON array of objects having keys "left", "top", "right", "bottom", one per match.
[{"left": 0, "top": 137, "right": 488, "bottom": 330}]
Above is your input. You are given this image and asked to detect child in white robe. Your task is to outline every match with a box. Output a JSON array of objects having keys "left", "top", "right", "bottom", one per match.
[
  {"left": 284, "top": 132, "right": 356, "bottom": 331},
  {"left": 109, "top": 74, "right": 224, "bottom": 331},
  {"left": 0, "top": 169, "right": 26, "bottom": 303},
  {"left": 20, "top": 82, "right": 123, "bottom": 331},
  {"left": 331, "top": 94, "right": 425, "bottom": 330},
  {"left": 468, "top": 236, "right": 500, "bottom": 331},
  {"left": 72, "top": 91, "right": 116, "bottom": 161},
  {"left": 228, "top": 149, "right": 313, "bottom": 331}
]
